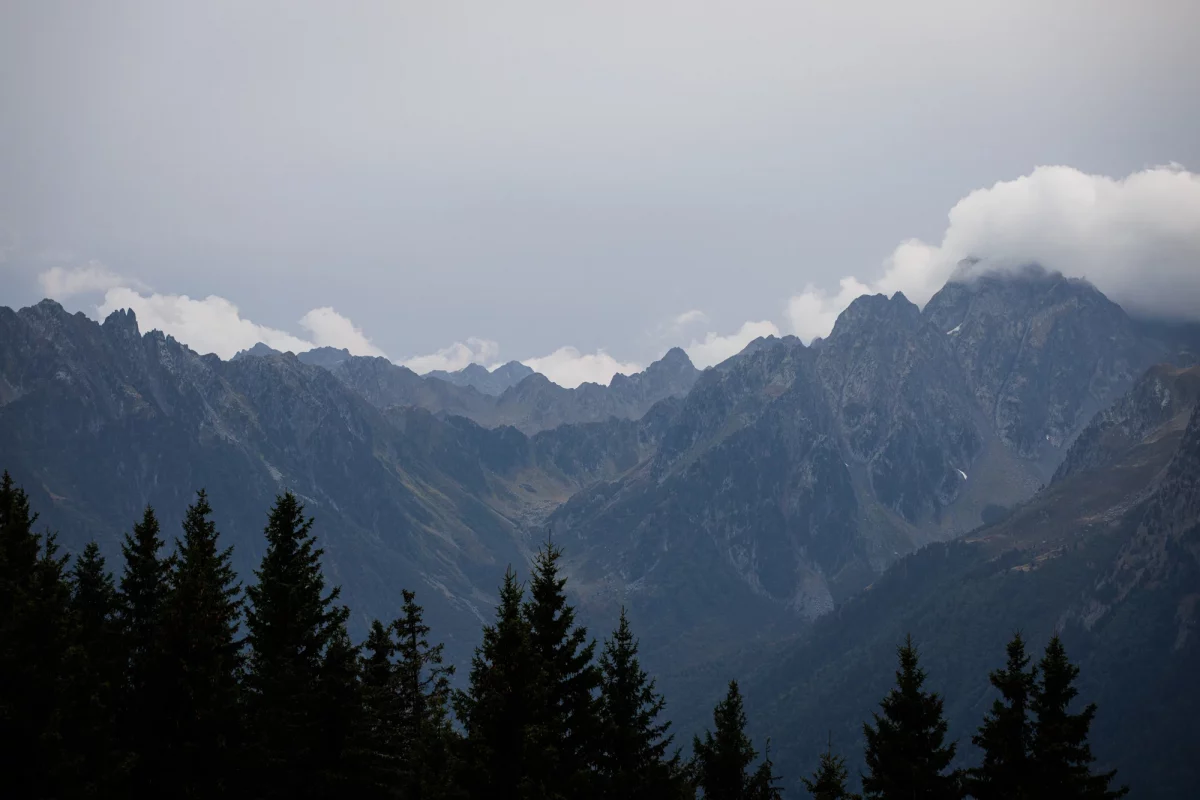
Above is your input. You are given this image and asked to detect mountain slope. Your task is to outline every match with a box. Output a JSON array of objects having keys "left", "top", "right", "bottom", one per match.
[
  {"left": 923, "top": 265, "right": 1167, "bottom": 463},
  {"left": 548, "top": 272, "right": 1195, "bottom": 677},
  {"left": 728, "top": 365, "right": 1200, "bottom": 799},
  {"left": 0, "top": 301, "right": 665, "bottom": 667}
]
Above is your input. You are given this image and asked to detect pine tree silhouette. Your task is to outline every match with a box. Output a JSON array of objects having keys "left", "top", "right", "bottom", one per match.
[
  {"left": 966, "top": 632, "right": 1037, "bottom": 800},
  {"left": 159, "top": 490, "right": 244, "bottom": 798},
  {"left": 116, "top": 505, "right": 173, "bottom": 798},
  {"left": 861, "top": 634, "right": 962, "bottom": 800},
  {"left": 1029, "top": 635, "right": 1127, "bottom": 799},
  {"left": 455, "top": 567, "right": 541, "bottom": 798},
  {"left": 802, "top": 734, "right": 860, "bottom": 800},
  {"left": 596, "top": 607, "right": 685, "bottom": 800},
  {"left": 523, "top": 536, "right": 602, "bottom": 798},
  {"left": 692, "top": 680, "right": 758, "bottom": 800},
  {"left": 245, "top": 492, "right": 353, "bottom": 800}
]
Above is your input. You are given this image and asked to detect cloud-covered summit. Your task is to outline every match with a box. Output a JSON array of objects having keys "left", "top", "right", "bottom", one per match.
[{"left": 786, "top": 165, "right": 1200, "bottom": 341}]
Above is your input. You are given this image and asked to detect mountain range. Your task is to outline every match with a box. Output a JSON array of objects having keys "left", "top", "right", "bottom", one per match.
[{"left": 3, "top": 264, "right": 1200, "bottom": 796}]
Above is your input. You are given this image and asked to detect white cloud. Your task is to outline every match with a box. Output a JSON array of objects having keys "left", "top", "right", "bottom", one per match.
[
  {"left": 786, "top": 164, "right": 1200, "bottom": 341},
  {"left": 672, "top": 309, "right": 709, "bottom": 328},
  {"left": 97, "top": 287, "right": 314, "bottom": 358},
  {"left": 785, "top": 277, "right": 872, "bottom": 343},
  {"left": 685, "top": 320, "right": 781, "bottom": 368},
  {"left": 39, "top": 261, "right": 139, "bottom": 298},
  {"left": 80, "top": 282, "right": 385, "bottom": 360},
  {"left": 404, "top": 338, "right": 501, "bottom": 374},
  {"left": 298, "top": 306, "right": 387, "bottom": 357},
  {"left": 522, "top": 347, "right": 642, "bottom": 389}
]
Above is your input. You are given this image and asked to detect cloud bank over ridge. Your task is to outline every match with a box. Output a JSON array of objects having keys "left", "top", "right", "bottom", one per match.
[
  {"left": 34, "top": 164, "right": 1200, "bottom": 388},
  {"left": 786, "top": 165, "right": 1200, "bottom": 341}
]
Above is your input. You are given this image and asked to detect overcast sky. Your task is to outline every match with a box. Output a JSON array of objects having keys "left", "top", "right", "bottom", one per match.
[{"left": 2, "top": 1, "right": 1199, "bottom": 385}]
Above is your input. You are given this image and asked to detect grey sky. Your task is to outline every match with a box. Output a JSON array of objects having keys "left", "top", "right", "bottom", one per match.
[{"left": 2, "top": 1, "right": 1199, "bottom": 384}]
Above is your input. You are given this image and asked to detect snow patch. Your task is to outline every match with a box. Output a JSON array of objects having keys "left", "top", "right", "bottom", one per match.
[
  {"left": 956, "top": 468, "right": 968, "bottom": 480},
  {"left": 946, "top": 324, "right": 963, "bottom": 336},
  {"left": 264, "top": 462, "right": 283, "bottom": 483}
]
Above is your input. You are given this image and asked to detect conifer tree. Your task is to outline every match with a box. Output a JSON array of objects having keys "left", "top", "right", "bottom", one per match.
[
  {"left": 0, "top": 472, "right": 73, "bottom": 797},
  {"left": 245, "top": 491, "right": 352, "bottom": 799},
  {"left": 361, "top": 619, "right": 403, "bottom": 797},
  {"left": 394, "top": 588, "right": 457, "bottom": 800},
  {"left": 597, "top": 607, "right": 684, "bottom": 800},
  {"left": 116, "top": 505, "right": 173, "bottom": 797},
  {"left": 455, "top": 567, "right": 542, "bottom": 799},
  {"left": 966, "top": 632, "right": 1037, "bottom": 800},
  {"left": 159, "top": 489, "right": 244, "bottom": 798},
  {"left": 66, "top": 542, "right": 126, "bottom": 795},
  {"left": 692, "top": 680, "right": 758, "bottom": 800},
  {"left": 802, "top": 736, "right": 860, "bottom": 800},
  {"left": 861, "top": 635, "right": 962, "bottom": 800},
  {"left": 747, "top": 739, "right": 785, "bottom": 800},
  {"left": 312, "top": 622, "right": 369, "bottom": 797},
  {"left": 1028, "top": 636, "right": 1127, "bottom": 799},
  {"left": 523, "top": 537, "right": 602, "bottom": 798}
]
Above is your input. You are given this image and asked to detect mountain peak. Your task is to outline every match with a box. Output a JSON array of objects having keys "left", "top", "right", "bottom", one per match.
[
  {"left": 297, "top": 346, "right": 352, "bottom": 369},
  {"left": 101, "top": 308, "right": 140, "bottom": 339},
  {"left": 830, "top": 291, "right": 921, "bottom": 338},
  {"left": 660, "top": 346, "right": 691, "bottom": 365},
  {"left": 232, "top": 342, "right": 283, "bottom": 360},
  {"left": 35, "top": 298, "right": 66, "bottom": 313},
  {"left": 24, "top": 298, "right": 70, "bottom": 321},
  {"left": 642, "top": 346, "right": 696, "bottom": 377}
]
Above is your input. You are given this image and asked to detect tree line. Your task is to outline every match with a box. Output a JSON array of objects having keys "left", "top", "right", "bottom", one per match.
[{"left": 1, "top": 472, "right": 1127, "bottom": 798}]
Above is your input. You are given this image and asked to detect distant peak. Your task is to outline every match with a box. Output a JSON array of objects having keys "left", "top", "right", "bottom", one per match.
[
  {"left": 28, "top": 298, "right": 68, "bottom": 317},
  {"left": 660, "top": 346, "right": 692, "bottom": 366},
  {"left": 492, "top": 360, "right": 535, "bottom": 377},
  {"left": 460, "top": 362, "right": 490, "bottom": 377},
  {"left": 102, "top": 307, "right": 140, "bottom": 337},
  {"left": 232, "top": 342, "right": 282, "bottom": 360}
]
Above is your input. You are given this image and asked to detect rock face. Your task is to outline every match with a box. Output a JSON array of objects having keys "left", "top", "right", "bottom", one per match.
[
  {"left": 1091, "top": 398, "right": 1200, "bottom": 617},
  {"left": 1052, "top": 364, "right": 1200, "bottom": 484},
  {"left": 815, "top": 292, "right": 983, "bottom": 526},
  {"left": 923, "top": 266, "right": 1164, "bottom": 462}
]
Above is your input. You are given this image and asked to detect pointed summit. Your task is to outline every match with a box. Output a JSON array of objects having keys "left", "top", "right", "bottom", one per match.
[
  {"left": 660, "top": 346, "right": 691, "bottom": 366},
  {"left": 102, "top": 308, "right": 140, "bottom": 339}
]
